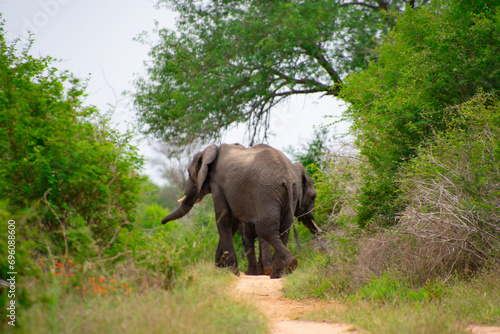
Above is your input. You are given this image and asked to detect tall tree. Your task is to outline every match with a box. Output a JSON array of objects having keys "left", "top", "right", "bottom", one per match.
[{"left": 134, "top": 0, "right": 429, "bottom": 147}]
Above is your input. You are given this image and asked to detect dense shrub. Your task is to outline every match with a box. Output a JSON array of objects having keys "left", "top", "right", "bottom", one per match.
[
  {"left": 288, "top": 93, "right": 500, "bottom": 299},
  {"left": 341, "top": 0, "right": 500, "bottom": 226},
  {"left": 345, "top": 93, "right": 500, "bottom": 285},
  {"left": 0, "top": 22, "right": 145, "bottom": 327},
  {"left": 394, "top": 93, "right": 500, "bottom": 281},
  {"left": 0, "top": 27, "right": 144, "bottom": 261}
]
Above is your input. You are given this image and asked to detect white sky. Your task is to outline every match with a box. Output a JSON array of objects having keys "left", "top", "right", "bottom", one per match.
[{"left": 1, "top": 0, "right": 349, "bottom": 185}]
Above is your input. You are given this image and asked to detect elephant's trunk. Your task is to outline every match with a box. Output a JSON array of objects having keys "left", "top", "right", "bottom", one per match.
[
  {"left": 161, "top": 195, "right": 197, "bottom": 224},
  {"left": 299, "top": 215, "right": 322, "bottom": 235}
]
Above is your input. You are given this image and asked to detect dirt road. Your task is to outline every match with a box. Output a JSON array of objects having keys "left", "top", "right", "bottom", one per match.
[
  {"left": 231, "top": 273, "right": 500, "bottom": 334},
  {"left": 230, "top": 273, "right": 358, "bottom": 334}
]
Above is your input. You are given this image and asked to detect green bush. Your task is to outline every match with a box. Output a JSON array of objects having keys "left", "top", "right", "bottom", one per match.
[
  {"left": 341, "top": 0, "right": 500, "bottom": 226},
  {"left": 0, "top": 203, "right": 36, "bottom": 327},
  {"left": 135, "top": 204, "right": 170, "bottom": 229},
  {"left": 0, "top": 24, "right": 144, "bottom": 261},
  {"left": 395, "top": 92, "right": 500, "bottom": 280}
]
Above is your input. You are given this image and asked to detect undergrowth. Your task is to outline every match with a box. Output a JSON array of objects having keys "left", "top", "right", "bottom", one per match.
[{"left": 5, "top": 261, "right": 266, "bottom": 334}]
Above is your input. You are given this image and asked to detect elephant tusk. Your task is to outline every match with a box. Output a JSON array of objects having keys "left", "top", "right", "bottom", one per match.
[
  {"left": 195, "top": 196, "right": 204, "bottom": 204},
  {"left": 178, "top": 195, "right": 188, "bottom": 203},
  {"left": 311, "top": 219, "right": 323, "bottom": 233}
]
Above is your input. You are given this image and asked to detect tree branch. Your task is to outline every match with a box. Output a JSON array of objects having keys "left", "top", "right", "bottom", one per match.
[
  {"left": 300, "top": 43, "right": 343, "bottom": 88},
  {"left": 95, "top": 250, "right": 133, "bottom": 263},
  {"left": 270, "top": 69, "right": 330, "bottom": 91},
  {"left": 274, "top": 88, "right": 327, "bottom": 97},
  {"left": 339, "top": 1, "right": 384, "bottom": 10}
]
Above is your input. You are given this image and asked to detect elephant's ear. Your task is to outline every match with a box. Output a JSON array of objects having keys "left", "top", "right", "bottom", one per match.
[
  {"left": 294, "top": 163, "right": 309, "bottom": 211},
  {"left": 195, "top": 144, "right": 218, "bottom": 192}
]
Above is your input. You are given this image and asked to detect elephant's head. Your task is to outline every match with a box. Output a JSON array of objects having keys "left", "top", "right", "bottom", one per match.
[
  {"left": 161, "top": 144, "right": 218, "bottom": 224},
  {"left": 293, "top": 162, "right": 322, "bottom": 235}
]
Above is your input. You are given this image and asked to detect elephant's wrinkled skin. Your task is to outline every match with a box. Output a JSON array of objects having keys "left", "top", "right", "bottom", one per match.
[
  {"left": 161, "top": 143, "right": 300, "bottom": 278},
  {"left": 240, "top": 222, "right": 273, "bottom": 275},
  {"left": 241, "top": 162, "right": 321, "bottom": 276}
]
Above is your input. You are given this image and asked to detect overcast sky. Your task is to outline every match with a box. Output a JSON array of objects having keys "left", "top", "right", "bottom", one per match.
[{"left": 1, "top": 0, "right": 349, "bottom": 184}]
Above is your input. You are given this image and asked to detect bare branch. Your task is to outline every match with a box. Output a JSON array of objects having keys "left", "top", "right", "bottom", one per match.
[{"left": 274, "top": 88, "right": 327, "bottom": 97}]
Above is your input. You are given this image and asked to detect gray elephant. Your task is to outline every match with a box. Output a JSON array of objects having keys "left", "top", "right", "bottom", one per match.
[
  {"left": 161, "top": 143, "right": 302, "bottom": 278},
  {"left": 240, "top": 223, "right": 273, "bottom": 275},
  {"left": 241, "top": 162, "right": 321, "bottom": 276}
]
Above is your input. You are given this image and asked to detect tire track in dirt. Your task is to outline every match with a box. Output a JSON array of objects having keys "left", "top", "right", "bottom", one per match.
[{"left": 230, "top": 273, "right": 358, "bottom": 334}]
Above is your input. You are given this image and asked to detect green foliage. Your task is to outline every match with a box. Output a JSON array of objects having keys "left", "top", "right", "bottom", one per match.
[
  {"left": 109, "top": 196, "right": 223, "bottom": 284},
  {"left": 136, "top": 203, "right": 170, "bottom": 229},
  {"left": 341, "top": 0, "right": 500, "bottom": 226},
  {"left": 142, "top": 204, "right": 170, "bottom": 229},
  {"left": 0, "top": 26, "right": 144, "bottom": 261},
  {"left": 395, "top": 92, "right": 500, "bottom": 279},
  {"left": 312, "top": 155, "right": 363, "bottom": 226},
  {"left": 352, "top": 273, "right": 446, "bottom": 303},
  {"left": 0, "top": 202, "right": 37, "bottom": 327},
  {"left": 288, "top": 128, "right": 330, "bottom": 174},
  {"left": 134, "top": 0, "right": 424, "bottom": 147},
  {"left": 289, "top": 128, "right": 357, "bottom": 226}
]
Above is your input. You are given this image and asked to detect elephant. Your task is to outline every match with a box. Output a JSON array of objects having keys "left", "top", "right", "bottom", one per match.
[
  {"left": 161, "top": 143, "right": 302, "bottom": 278},
  {"left": 241, "top": 162, "right": 321, "bottom": 276},
  {"left": 240, "top": 222, "right": 273, "bottom": 275}
]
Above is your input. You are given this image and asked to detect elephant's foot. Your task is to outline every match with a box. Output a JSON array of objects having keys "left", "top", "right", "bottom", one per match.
[
  {"left": 285, "top": 256, "right": 298, "bottom": 274},
  {"left": 245, "top": 268, "right": 259, "bottom": 276},
  {"left": 270, "top": 256, "right": 298, "bottom": 279}
]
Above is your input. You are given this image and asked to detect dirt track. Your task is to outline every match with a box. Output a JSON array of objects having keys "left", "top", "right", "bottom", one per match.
[
  {"left": 230, "top": 273, "right": 500, "bottom": 334},
  {"left": 230, "top": 273, "right": 358, "bottom": 334}
]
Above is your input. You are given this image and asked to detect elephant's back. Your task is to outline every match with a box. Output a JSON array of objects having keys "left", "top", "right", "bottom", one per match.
[
  {"left": 213, "top": 143, "right": 297, "bottom": 221},
  {"left": 218, "top": 143, "right": 293, "bottom": 176}
]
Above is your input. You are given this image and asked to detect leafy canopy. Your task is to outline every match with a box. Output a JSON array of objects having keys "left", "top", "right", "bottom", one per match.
[{"left": 134, "top": 0, "right": 429, "bottom": 147}]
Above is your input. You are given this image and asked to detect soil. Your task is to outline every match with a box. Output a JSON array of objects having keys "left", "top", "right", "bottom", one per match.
[
  {"left": 230, "top": 273, "right": 500, "bottom": 334},
  {"left": 230, "top": 273, "right": 358, "bottom": 334}
]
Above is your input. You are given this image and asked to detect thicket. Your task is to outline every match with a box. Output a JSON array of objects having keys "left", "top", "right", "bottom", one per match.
[
  {"left": 0, "top": 22, "right": 257, "bottom": 331},
  {"left": 285, "top": 0, "right": 500, "bottom": 308},
  {"left": 0, "top": 23, "right": 145, "bottom": 326},
  {"left": 341, "top": 0, "right": 500, "bottom": 227}
]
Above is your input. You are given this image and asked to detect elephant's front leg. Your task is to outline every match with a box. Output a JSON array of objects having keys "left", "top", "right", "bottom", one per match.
[{"left": 214, "top": 205, "right": 240, "bottom": 275}]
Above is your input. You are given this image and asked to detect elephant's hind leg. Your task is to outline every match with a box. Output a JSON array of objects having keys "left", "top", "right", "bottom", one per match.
[
  {"left": 269, "top": 210, "right": 298, "bottom": 278},
  {"left": 258, "top": 237, "right": 273, "bottom": 275},
  {"left": 257, "top": 227, "right": 297, "bottom": 278}
]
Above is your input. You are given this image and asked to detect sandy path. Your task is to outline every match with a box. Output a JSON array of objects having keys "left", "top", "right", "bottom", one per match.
[
  {"left": 230, "top": 273, "right": 358, "bottom": 334},
  {"left": 231, "top": 273, "right": 500, "bottom": 334}
]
